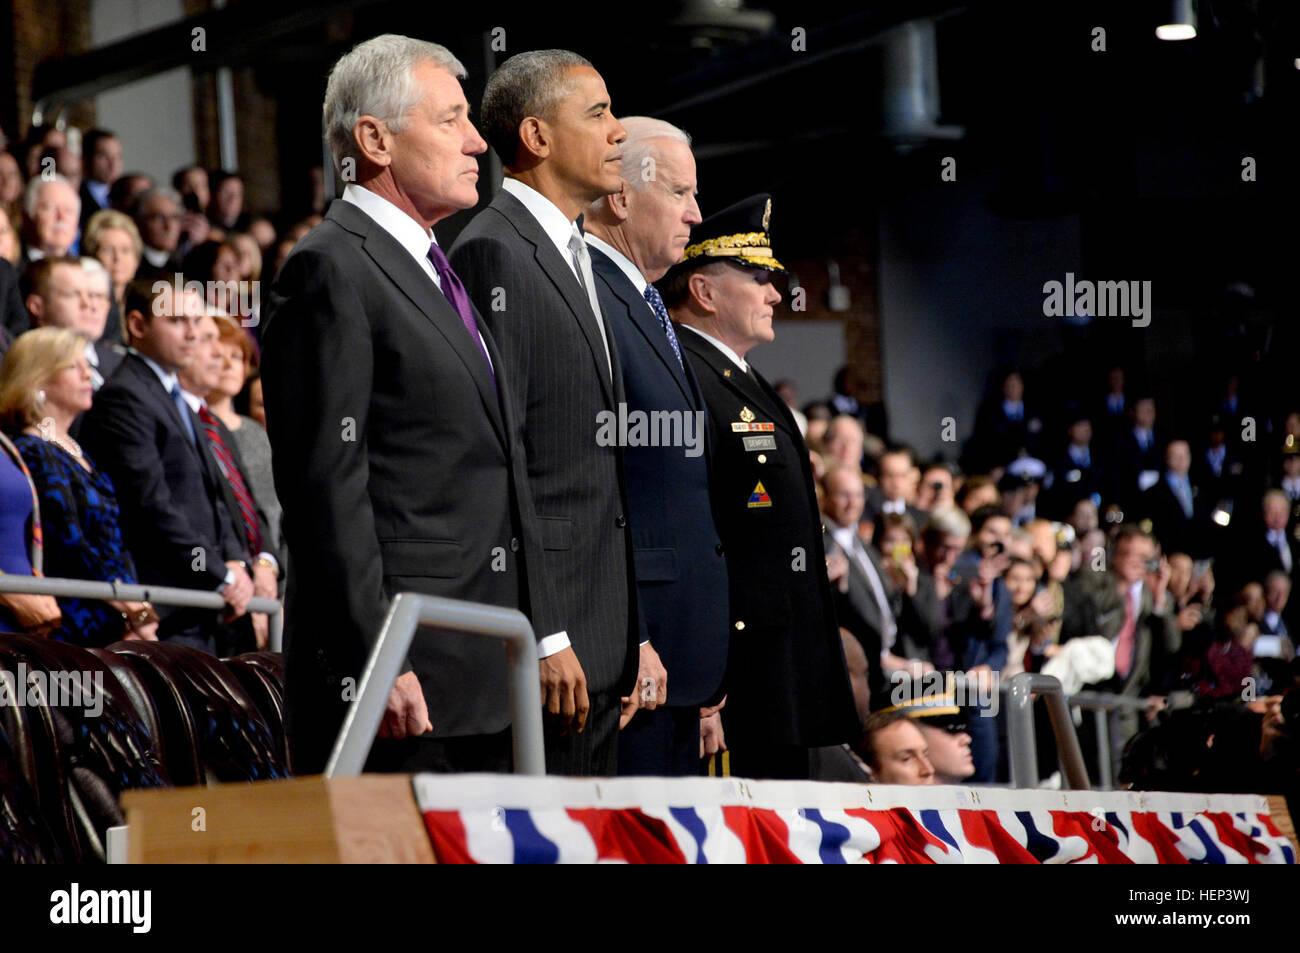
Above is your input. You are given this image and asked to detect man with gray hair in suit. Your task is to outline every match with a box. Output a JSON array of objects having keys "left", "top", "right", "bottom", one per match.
[
  {"left": 262, "top": 34, "right": 560, "bottom": 775},
  {"left": 451, "top": 50, "right": 641, "bottom": 776},
  {"left": 582, "top": 116, "right": 730, "bottom": 776}
]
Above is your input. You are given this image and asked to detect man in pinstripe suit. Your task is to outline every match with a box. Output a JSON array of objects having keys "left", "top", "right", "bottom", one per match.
[{"left": 451, "top": 50, "right": 641, "bottom": 776}]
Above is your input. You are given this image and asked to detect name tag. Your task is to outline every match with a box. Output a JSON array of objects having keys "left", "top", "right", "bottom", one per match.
[{"left": 743, "top": 435, "right": 777, "bottom": 452}]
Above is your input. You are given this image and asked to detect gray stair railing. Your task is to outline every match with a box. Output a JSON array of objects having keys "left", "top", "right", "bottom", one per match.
[
  {"left": 324, "top": 592, "right": 545, "bottom": 778},
  {"left": 0, "top": 574, "right": 282, "bottom": 649},
  {"left": 1004, "top": 672, "right": 1092, "bottom": 790}
]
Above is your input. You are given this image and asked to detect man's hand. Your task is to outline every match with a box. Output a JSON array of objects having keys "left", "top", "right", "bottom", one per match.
[
  {"left": 700, "top": 697, "right": 727, "bottom": 758},
  {"left": 1143, "top": 694, "right": 1168, "bottom": 724},
  {"left": 620, "top": 641, "right": 668, "bottom": 729},
  {"left": 966, "top": 664, "right": 994, "bottom": 693},
  {"left": 250, "top": 561, "right": 277, "bottom": 650},
  {"left": 377, "top": 670, "right": 432, "bottom": 740},
  {"left": 540, "top": 646, "right": 589, "bottom": 734},
  {"left": 0, "top": 593, "right": 61, "bottom": 636},
  {"left": 123, "top": 620, "right": 159, "bottom": 641},
  {"left": 220, "top": 561, "right": 255, "bottom": 617}
]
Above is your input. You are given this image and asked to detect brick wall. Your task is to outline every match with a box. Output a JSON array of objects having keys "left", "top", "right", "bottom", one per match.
[
  {"left": 9, "top": 0, "right": 95, "bottom": 139},
  {"left": 777, "top": 233, "right": 883, "bottom": 405}
]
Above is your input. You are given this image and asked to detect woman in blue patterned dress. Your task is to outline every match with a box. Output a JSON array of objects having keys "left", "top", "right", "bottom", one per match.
[{"left": 0, "top": 327, "right": 158, "bottom": 644}]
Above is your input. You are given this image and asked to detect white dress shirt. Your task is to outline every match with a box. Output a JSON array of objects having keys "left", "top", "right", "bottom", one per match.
[
  {"left": 342, "top": 184, "right": 442, "bottom": 290},
  {"left": 341, "top": 185, "right": 492, "bottom": 371},
  {"left": 501, "top": 178, "right": 581, "bottom": 282},
  {"left": 583, "top": 233, "right": 647, "bottom": 295},
  {"left": 141, "top": 246, "right": 171, "bottom": 269},
  {"left": 502, "top": 178, "right": 612, "bottom": 381},
  {"left": 677, "top": 323, "right": 750, "bottom": 373}
]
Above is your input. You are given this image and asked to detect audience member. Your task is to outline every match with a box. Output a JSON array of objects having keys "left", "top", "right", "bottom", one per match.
[{"left": 0, "top": 327, "right": 157, "bottom": 644}]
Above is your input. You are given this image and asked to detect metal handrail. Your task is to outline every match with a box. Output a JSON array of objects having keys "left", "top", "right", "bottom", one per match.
[
  {"left": 1066, "top": 690, "right": 1152, "bottom": 790},
  {"left": 324, "top": 592, "right": 545, "bottom": 778},
  {"left": 0, "top": 575, "right": 283, "bottom": 651},
  {"left": 1004, "top": 673, "right": 1092, "bottom": 790}
]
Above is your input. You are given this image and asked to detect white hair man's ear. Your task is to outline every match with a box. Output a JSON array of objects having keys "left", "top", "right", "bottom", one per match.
[{"left": 608, "top": 181, "right": 631, "bottom": 222}]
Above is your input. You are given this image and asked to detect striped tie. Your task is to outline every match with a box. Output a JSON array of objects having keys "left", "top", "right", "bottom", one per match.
[{"left": 197, "top": 405, "right": 263, "bottom": 555}]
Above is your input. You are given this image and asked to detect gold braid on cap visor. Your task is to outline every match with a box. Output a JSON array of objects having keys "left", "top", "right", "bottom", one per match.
[{"left": 680, "top": 231, "right": 785, "bottom": 270}]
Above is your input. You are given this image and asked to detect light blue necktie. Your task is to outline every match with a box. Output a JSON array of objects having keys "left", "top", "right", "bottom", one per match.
[
  {"left": 170, "top": 382, "right": 198, "bottom": 447},
  {"left": 642, "top": 285, "right": 684, "bottom": 371}
]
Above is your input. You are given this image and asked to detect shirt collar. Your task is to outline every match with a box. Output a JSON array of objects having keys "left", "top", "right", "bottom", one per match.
[
  {"left": 342, "top": 183, "right": 436, "bottom": 267},
  {"left": 677, "top": 323, "right": 748, "bottom": 373},
  {"left": 142, "top": 246, "right": 170, "bottom": 268},
  {"left": 1127, "top": 579, "right": 1144, "bottom": 605},
  {"left": 83, "top": 340, "right": 99, "bottom": 368},
  {"left": 178, "top": 387, "right": 206, "bottom": 414},
  {"left": 583, "top": 232, "right": 647, "bottom": 294},
  {"left": 501, "top": 178, "right": 577, "bottom": 264},
  {"left": 132, "top": 349, "right": 180, "bottom": 397},
  {"left": 86, "top": 180, "right": 110, "bottom": 207}
]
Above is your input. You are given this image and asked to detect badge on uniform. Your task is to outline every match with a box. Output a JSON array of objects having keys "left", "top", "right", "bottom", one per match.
[
  {"left": 748, "top": 481, "right": 772, "bottom": 508},
  {"left": 731, "top": 406, "right": 775, "bottom": 433},
  {"left": 743, "top": 435, "right": 777, "bottom": 451}
]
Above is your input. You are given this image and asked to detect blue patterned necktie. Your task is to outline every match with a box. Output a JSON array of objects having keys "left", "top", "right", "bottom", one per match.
[{"left": 642, "top": 285, "right": 684, "bottom": 370}]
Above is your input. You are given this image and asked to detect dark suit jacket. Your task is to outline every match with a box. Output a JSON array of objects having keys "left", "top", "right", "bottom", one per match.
[
  {"left": 588, "top": 244, "right": 727, "bottom": 706},
  {"left": 823, "top": 519, "right": 938, "bottom": 702},
  {"left": 1076, "top": 573, "right": 1179, "bottom": 696},
  {"left": 0, "top": 257, "right": 28, "bottom": 342},
  {"left": 1140, "top": 476, "right": 1210, "bottom": 558},
  {"left": 79, "top": 352, "right": 249, "bottom": 630},
  {"left": 861, "top": 489, "right": 925, "bottom": 532},
  {"left": 450, "top": 190, "right": 637, "bottom": 698},
  {"left": 93, "top": 340, "right": 124, "bottom": 382},
  {"left": 79, "top": 180, "right": 108, "bottom": 234},
  {"left": 679, "top": 327, "right": 857, "bottom": 749},
  {"left": 1112, "top": 429, "right": 1163, "bottom": 507},
  {"left": 259, "top": 199, "right": 559, "bottom": 764}
]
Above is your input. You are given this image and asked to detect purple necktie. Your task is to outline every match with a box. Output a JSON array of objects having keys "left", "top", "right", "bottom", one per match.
[{"left": 427, "top": 240, "right": 494, "bottom": 381}]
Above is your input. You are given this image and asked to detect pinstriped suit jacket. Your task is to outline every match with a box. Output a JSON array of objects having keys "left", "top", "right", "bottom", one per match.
[{"left": 450, "top": 189, "right": 638, "bottom": 697}]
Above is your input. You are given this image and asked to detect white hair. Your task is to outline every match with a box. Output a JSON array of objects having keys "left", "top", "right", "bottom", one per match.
[
  {"left": 23, "top": 174, "right": 79, "bottom": 217},
  {"left": 323, "top": 34, "right": 467, "bottom": 176},
  {"left": 80, "top": 256, "right": 111, "bottom": 291},
  {"left": 619, "top": 117, "right": 692, "bottom": 192}
]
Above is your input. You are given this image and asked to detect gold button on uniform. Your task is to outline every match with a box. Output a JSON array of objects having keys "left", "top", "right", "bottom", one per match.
[
  {"left": 757, "top": 454, "right": 767, "bottom": 463},
  {"left": 734, "top": 620, "right": 745, "bottom": 631}
]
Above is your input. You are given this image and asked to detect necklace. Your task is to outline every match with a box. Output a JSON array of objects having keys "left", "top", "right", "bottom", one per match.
[{"left": 50, "top": 433, "right": 84, "bottom": 459}]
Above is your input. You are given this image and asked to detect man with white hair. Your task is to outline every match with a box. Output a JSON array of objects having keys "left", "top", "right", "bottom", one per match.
[
  {"left": 20, "top": 175, "right": 80, "bottom": 265},
  {"left": 262, "top": 34, "right": 561, "bottom": 775},
  {"left": 133, "top": 187, "right": 184, "bottom": 282},
  {"left": 582, "top": 117, "right": 727, "bottom": 775},
  {"left": 80, "top": 257, "right": 124, "bottom": 388}
]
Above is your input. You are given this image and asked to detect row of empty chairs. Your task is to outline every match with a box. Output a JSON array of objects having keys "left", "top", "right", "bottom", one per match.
[{"left": 0, "top": 636, "right": 289, "bottom": 863}]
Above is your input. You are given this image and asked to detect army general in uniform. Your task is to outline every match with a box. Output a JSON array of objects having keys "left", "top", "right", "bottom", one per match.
[{"left": 657, "top": 194, "right": 857, "bottom": 779}]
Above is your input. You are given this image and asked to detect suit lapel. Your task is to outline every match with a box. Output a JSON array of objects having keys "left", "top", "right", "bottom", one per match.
[
  {"left": 328, "top": 203, "right": 507, "bottom": 451},
  {"left": 125, "top": 354, "right": 208, "bottom": 470},
  {"left": 490, "top": 191, "right": 616, "bottom": 407},
  {"left": 588, "top": 246, "right": 694, "bottom": 410}
]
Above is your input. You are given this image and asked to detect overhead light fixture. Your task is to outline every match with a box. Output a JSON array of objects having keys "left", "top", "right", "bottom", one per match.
[{"left": 1156, "top": 0, "right": 1197, "bottom": 41}]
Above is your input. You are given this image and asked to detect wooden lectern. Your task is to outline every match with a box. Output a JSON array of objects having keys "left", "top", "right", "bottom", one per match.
[{"left": 122, "top": 776, "right": 435, "bottom": 863}]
